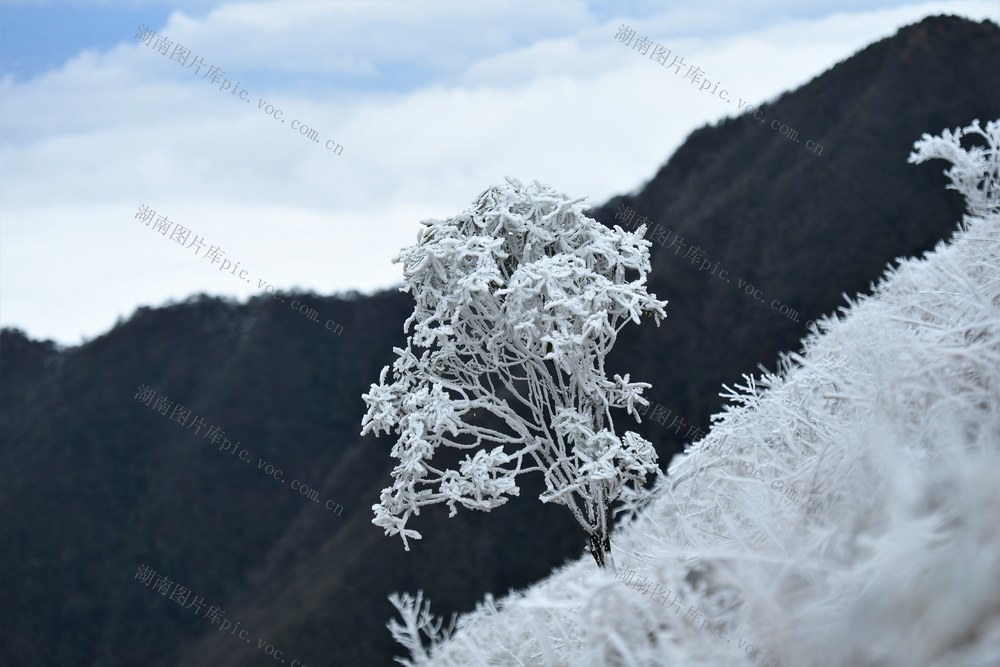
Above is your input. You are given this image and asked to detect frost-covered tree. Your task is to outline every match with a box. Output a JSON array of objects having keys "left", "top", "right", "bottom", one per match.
[{"left": 361, "top": 178, "right": 667, "bottom": 569}]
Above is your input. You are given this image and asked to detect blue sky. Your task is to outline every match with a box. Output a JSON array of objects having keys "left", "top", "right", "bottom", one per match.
[
  {"left": 1, "top": 0, "right": 996, "bottom": 345},
  {"left": 1, "top": 4, "right": 170, "bottom": 81}
]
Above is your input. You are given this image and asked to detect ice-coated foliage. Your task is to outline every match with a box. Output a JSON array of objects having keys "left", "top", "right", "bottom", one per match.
[
  {"left": 391, "top": 123, "right": 1000, "bottom": 666},
  {"left": 386, "top": 591, "right": 456, "bottom": 667},
  {"left": 362, "top": 178, "right": 667, "bottom": 568},
  {"left": 909, "top": 118, "right": 999, "bottom": 218}
]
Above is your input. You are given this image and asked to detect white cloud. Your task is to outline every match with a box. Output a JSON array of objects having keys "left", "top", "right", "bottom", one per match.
[{"left": 1, "top": 0, "right": 996, "bottom": 345}]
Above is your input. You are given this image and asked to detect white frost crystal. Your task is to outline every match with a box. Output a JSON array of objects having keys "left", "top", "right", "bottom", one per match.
[{"left": 362, "top": 178, "right": 667, "bottom": 568}]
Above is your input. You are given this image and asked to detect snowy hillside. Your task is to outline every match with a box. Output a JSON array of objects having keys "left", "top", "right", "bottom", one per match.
[{"left": 389, "top": 120, "right": 1000, "bottom": 667}]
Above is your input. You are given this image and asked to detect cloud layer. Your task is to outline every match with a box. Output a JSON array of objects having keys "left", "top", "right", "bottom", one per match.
[{"left": 1, "top": 0, "right": 996, "bottom": 344}]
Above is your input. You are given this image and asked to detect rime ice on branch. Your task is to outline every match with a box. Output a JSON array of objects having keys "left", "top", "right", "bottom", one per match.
[
  {"left": 361, "top": 178, "right": 667, "bottom": 569},
  {"left": 909, "top": 118, "right": 1000, "bottom": 219}
]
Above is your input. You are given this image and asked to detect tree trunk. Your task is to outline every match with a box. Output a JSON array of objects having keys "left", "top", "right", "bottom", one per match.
[{"left": 588, "top": 502, "right": 616, "bottom": 572}]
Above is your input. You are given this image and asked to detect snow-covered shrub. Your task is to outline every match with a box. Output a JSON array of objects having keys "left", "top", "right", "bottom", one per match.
[
  {"left": 396, "top": 120, "right": 1000, "bottom": 666},
  {"left": 362, "top": 178, "right": 667, "bottom": 569},
  {"left": 909, "top": 117, "right": 999, "bottom": 218}
]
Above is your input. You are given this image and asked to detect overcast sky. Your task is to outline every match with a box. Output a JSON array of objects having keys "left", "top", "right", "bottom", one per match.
[{"left": 1, "top": 0, "right": 996, "bottom": 346}]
